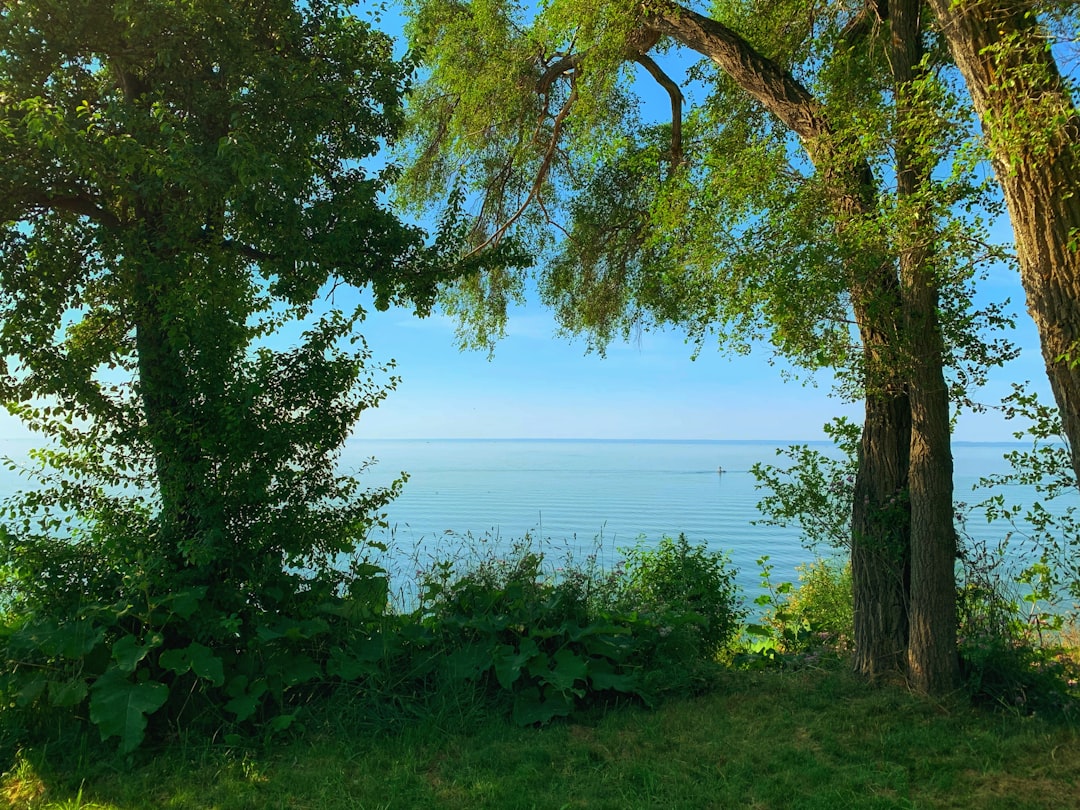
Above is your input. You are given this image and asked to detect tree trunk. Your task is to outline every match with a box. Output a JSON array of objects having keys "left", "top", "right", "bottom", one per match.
[
  {"left": 852, "top": 389, "right": 911, "bottom": 676},
  {"left": 929, "top": 0, "right": 1080, "bottom": 486},
  {"left": 131, "top": 246, "right": 221, "bottom": 576},
  {"left": 647, "top": 0, "right": 914, "bottom": 678},
  {"left": 890, "top": 0, "right": 959, "bottom": 693}
]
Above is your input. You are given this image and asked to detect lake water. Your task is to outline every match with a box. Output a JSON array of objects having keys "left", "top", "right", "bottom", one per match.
[
  {"left": 338, "top": 439, "right": 1064, "bottom": 603},
  {"left": 0, "top": 437, "right": 1070, "bottom": 606}
]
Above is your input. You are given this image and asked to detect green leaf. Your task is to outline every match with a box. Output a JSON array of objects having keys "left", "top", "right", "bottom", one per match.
[
  {"left": 326, "top": 649, "right": 378, "bottom": 681},
  {"left": 89, "top": 669, "right": 169, "bottom": 753},
  {"left": 268, "top": 712, "right": 297, "bottom": 733},
  {"left": 444, "top": 642, "right": 491, "bottom": 681},
  {"left": 279, "top": 653, "right": 321, "bottom": 687},
  {"left": 492, "top": 637, "right": 540, "bottom": 690},
  {"left": 16, "top": 675, "right": 48, "bottom": 707},
  {"left": 225, "top": 693, "right": 262, "bottom": 723},
  {"left": 48, "top": 677, "right": 89, "bottom": 707},
  {"left": 544, "top": 648, "right": 588, "bottom": 693},
  {"left": 159, "top": 642, "right": 225, "bottom": 687},
  {"left": 166, "top": 587, "right": 206, "bottom": 620},
  {"left": 112, "top": 633, "right": 162, "bottom": 673},
  {"left": 223, "top": 678, "right": 267, "bottom": 722},
  {"left": 511, "top": 686, "right": 574, "bottom": 726},
  {"left": 20, "top": 619, "right": 104, "bottom": 660}
]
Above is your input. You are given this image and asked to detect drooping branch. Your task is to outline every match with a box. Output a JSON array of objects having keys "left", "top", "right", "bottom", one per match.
[
  {"left": 466, "top": 85, "right": 579, "bottom": 257},
  {"left": 536, "top": 52, "right": 587, "bottom": 94},
  {"left": 634, "top": 53, "right": 684, "bottom": 171},
  {"left": 841, "top": 0, "right": 888, "bottom": 48}
]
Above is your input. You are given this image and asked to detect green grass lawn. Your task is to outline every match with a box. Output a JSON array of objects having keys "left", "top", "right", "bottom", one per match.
[{"left": 4, "top": 664, "right": 1078, "bottom": 810}]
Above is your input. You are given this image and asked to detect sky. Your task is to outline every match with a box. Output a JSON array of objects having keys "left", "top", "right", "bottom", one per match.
[
  {"left": 0, "top": 243, "right": 1049, "bottom": 444},
  {"left": 333, "top": 246, "right": 1048, "bottom": 442},
  {"left": 0, "top": 5, "right": 1063, "bottom": 446}
]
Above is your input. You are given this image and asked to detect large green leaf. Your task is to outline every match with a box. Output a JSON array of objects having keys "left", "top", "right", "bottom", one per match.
[
  {"left": 19, "top": 619, "right": 104, "bottom": 660},
  {"left": 536, "top": 648, "right": 588, "bottom": 694},
  {"left": 511, "top": 686, "right": 574, "bottom": 726},
  {"left": 493, "top": 637, "right": 540, "bottom": 690},
  {"left": 89, "top": 669, "right": 169, "bottom": 753},
  {"left": 158, "top": 642, "right": 225, "bottom": 686},
  {"left": 48, "top": 677, "right": 89, "bottom": 707},
  {"left": 586, "top": 659, "right": 638, "bottom": 694},
  {"left": 112, "top": 632, "right": 163, "bottom": 673},
  {"left": 444, "top": 642, "right": 492, "bottom": 681}
]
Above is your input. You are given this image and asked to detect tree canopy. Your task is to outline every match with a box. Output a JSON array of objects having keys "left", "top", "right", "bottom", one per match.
[
  {"left": 397, "top": 0, "right": 1027, "bottom": 691},
  {"left": 0, "top": 0, "right": 487, "bottom": 749}
]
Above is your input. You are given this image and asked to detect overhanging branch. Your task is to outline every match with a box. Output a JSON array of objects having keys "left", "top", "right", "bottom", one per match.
[{"left": 635, "top": 53, "right": 684, "bottom": 172}]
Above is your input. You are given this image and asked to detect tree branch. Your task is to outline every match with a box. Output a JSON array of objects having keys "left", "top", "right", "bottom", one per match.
[
  {"left": 635, "top": 53, "right": 684, "bottom": 172},
  {"left": 466, "top": 86, "right": 579, "bottom": 258},
  {"left": 20, "top": 191, "right": 122, "bottom": 229},
  {"left": 536, "top": 53, "right": 586, "bottom": 94}
]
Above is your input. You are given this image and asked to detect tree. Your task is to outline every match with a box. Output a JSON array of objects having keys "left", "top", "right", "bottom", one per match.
[
  {"left": 890, "top": 0, "right": 960, "bottom": 692},
  {"left": 927, "top": 0, "right": 1080, "bottom": 485},
  {"left": 400, "top": 0, "right": 1006, "bottom": 689},
  {"left": 0, "top": 0, "right": 480, "bottom": 746}
]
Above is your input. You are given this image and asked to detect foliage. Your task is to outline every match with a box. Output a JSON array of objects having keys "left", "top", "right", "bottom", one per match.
[
  {"left": 615, "top": 534, "right": 744, "bottom": 662},
  {"left": 950, "top": 384, "right": 1080, "bottom": 714},
  {"left": 740, "top": 555, "right": 853, "bottom": 669},
  {"left": 409, "top": 535, "right": 744, "bottom": 725},
  {"left": 0, "top": 0, "right": 502, "bottom": 753},
  {"left": 972, "top": 385, "right": 1080, "bottom": 603},
  {"left": 0, "top": 534, "right": 401, "bottom": 753},
  {"left": 955, "top": 542, "right": 1079, "bottom": 716},
  {"left": 751, "top": 417, "right": 860, "bottom": 551}
]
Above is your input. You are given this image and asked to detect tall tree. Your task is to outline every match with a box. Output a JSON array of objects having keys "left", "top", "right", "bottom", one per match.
[
  {"left": 889, "top": 0, "right": 959, "bottom": 692},
  {"left": 401, "top": 0, "right": 1005, "bottom": 688},
  {"left": 927, "top": 0, "right": 1080, "bottom": 484},
  {"left": 0, "top": 0, "right": 466, "bottom": 618}
]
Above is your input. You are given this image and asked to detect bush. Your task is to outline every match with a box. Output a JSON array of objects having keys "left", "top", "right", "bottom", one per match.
[
  {"left": 739, "top": 556, "right": 853, "bottom": 669},
  {"left": 956, "top": 542, "right": 1079, "bottom": 716},
  {"left": 406, "top": 534, "right": 744, "bottom": 726},
  {"left": 616, "top": 534, "right": 744, "bottom": 661},
  {"left": 781, "top": 558, "right": 853, "bottom": 650}
]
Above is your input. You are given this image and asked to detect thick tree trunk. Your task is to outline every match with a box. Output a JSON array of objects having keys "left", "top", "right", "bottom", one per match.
[
  {"left": 131, "top": 246, "right": 223, "bottom": 577},
  {"left": 647, "top": 0, "right": 914, "bottom": 678},
  {"left": 852, "top": 390, "right": 911, "bottom": 676},
  {"left": 929, "top": 0, "right": 1080, "bottom": 486},
  {"left": 890, "top": 0, "right": 959, "bottom": 693}
]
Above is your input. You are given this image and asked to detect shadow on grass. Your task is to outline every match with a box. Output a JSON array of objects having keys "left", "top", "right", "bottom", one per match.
[{"left": 5, "top": 664, "right": 1080, "bottom": 810}]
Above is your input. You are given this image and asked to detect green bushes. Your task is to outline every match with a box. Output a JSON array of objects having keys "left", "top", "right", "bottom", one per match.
[
  {"left": 741, "top": 556, "right": 854, "bottom": 667},
  {"left": 408, "top": 534, "right": 745, "bottom": 725},
  {"left": 0, "top": 533, "right": 745, "bottom": 752}
]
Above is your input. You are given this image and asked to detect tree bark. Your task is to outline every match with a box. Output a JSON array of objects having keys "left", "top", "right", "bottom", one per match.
[
  {"left": 890, "top": 0, "right": 959, "bottom": 693},
  {"left": 852, "top": 390, "right": 911, "bottom": 676},
  {"left": 928, "top": 0, "right": 1080, "bottom": 485},
  {"left": 645, "top": 0, "right": 914, "bottom": 677}
]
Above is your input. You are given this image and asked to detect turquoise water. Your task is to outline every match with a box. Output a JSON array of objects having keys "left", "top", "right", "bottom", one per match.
[
  {"left": 0, "top": 436, "right": 1069, "bottom": 602},
  {"left": 340, "top": 439, "right": 1057, "bottom": 599}
]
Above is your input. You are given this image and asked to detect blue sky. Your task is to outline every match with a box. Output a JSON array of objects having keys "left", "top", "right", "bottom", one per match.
[{"left": 333, "top": 245, "right": 1049, "bottom": 442}]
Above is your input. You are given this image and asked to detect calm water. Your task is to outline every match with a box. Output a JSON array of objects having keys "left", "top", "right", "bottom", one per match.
[
  {"left": 0, "top": 437, "right": 1068, "bottom": 602},
  {"left": 339, "top": 439, "right": 1059, "bottom": 599}
]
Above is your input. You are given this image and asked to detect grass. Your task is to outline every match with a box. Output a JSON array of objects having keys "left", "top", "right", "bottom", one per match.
[{"left": 4, "top": 664, "right": 1079, "bottom": 810}]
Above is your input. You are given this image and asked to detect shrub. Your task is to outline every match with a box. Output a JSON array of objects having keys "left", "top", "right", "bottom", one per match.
[
  {"left": 782, "top": 558, "right": 853, "bottom": 650},
  {"left": 408, "top": 534, "right": 744, "bottom": 726},
  {"left": 739, "top": 556, "right": 853, "bottom": 669},
  {"left": 616, "top": 534, "right": 744, "bottom": 661},
  {"left": 956, "top": 540, "right": 1079, "bottom": 715}
]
